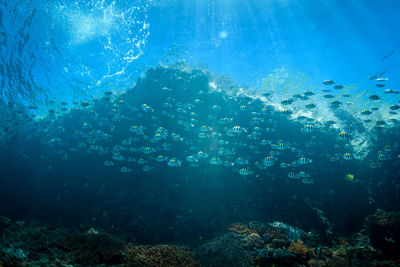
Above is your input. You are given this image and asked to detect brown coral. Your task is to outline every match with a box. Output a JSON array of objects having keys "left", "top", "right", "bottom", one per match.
[
  {"left": 228, "top": 223, "right": 254, "bottom": 234},
  {"left": 287, "top": 240, "right": 308, "bottom": 255},
  {"left": 122, "top": 245, "right": 199, "bottom": 267}
]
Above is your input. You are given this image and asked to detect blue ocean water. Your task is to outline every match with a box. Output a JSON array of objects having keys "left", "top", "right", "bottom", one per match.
[
  {"left": 0, "top": 0, "right": 400, "bottom": 266},
  {"left": 1, "top": 0, "right": 400, "bottom": 103}
]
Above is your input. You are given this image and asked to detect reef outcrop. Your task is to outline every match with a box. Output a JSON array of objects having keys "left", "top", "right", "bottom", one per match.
[
  {"left": 1, "top": 216, "right": 400, "bottom": 266},
  {"left": 196, "top": 220, "right": 400, "bottom": 266},
  {"left": 0, "top": 217, "right": 10, "bottom": 233},
  {"left": 122, "top": 245, "right": 198, "bottom": 267},
  {"left": 56, "top": 230, "right": 126, "bottom": 265},
  {"left": 364, "top": 209, "right": 400, "bottom": 258},
  {"left": 0, "top": 217, "right": 199, "bottom": 266}
]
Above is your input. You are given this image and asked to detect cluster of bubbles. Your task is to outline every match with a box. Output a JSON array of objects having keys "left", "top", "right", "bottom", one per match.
[{"left": 0, "top": 0, "right": 150, "bottom": 106}]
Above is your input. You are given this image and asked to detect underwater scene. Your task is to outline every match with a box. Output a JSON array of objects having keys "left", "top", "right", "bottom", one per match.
[{"left": 1, "top": 0, "right": 400, "bottom": 266}]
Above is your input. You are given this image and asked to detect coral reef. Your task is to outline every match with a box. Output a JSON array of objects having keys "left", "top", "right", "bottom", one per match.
[
  {"left": 1, "top": 214, "right": 400, "bottom": 266},
  {"left": 197, "top": 221, "right": 310, "bottom": 266},
  {"left": 268, "top": 221, "right": 304, "bottom": 242},
  {"left": 197, "top": 219, "right": 400, "bottom": 266},
  {"left": 244, "top": 232, "right": 264, "bottom": 248},
  {"left": 56, "top": 230, "right": 126, "bottom": 265},
  {"left": 256, "top": 248, "right": 299, "bottom": 266},
  {"left": 195, "top": 232, "right": 254, "bottom": 266},
  {"left": 228, "top": 222, "right": 255, "bottom": 234},
  {"left": 304, "top": 199, "right": 333, "bottom": 243},
  {"left": 0, "top": 219, "right": 65, "bottom": 266},
  {"left": 364, "top": 209, "right": 400, "bottom": 258},
  {"left": 287, "top": 240, "right": 309, "bottom": 255},
  {"left": 122, "top": 245, "right": 198, "bottom": 267},
  {"left": 0, "top": 217, "right": 200, "bottom": 266}
]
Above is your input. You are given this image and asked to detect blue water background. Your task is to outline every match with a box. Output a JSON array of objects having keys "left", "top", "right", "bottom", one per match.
[{"left": 1, "top": 0, "right": 399, "bottom": 105}]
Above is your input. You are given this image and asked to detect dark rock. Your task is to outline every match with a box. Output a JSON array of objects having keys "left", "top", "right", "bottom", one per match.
[
  {"left": 0, "top": 216, "right": 11, "bottom": 232},
  {"left": 270, "top": 238, "right": 289, "bottom": 249},
  {"left": 256, "top": 248, "right": 309, "bottom": 266},
  {"left": 56, "top": 231, "right": 126, "bottom": 265},
  {"left": 364, "top": 210, "right": 400, "bottom": 258}
]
